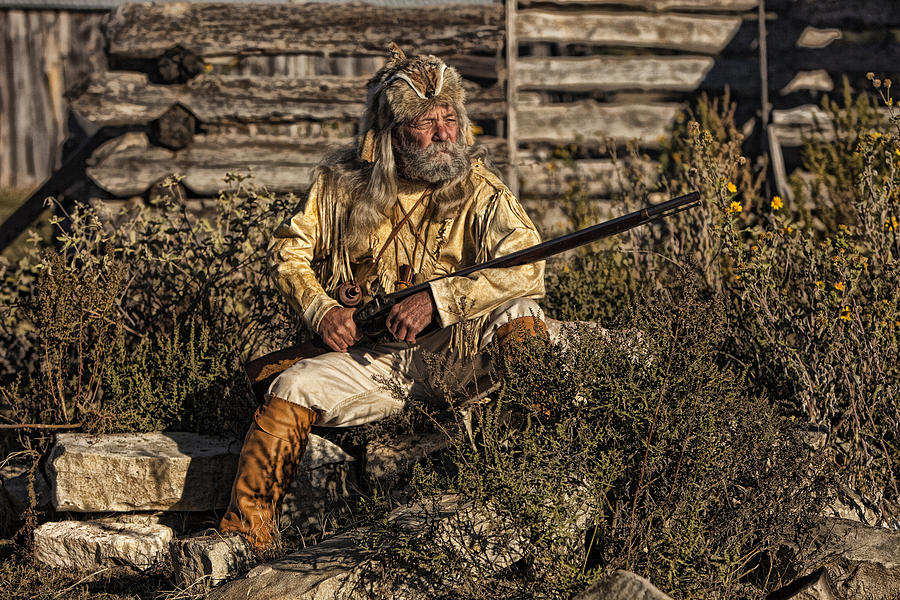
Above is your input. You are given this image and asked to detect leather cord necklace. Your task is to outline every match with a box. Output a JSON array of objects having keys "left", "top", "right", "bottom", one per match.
[{"left": 336, "top": 187, "right": 433, "bottom": 307}]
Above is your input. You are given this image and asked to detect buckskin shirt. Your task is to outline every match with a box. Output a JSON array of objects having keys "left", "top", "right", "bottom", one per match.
[{"left": 268, "top": 159, "right": 545, "bottom": 357}]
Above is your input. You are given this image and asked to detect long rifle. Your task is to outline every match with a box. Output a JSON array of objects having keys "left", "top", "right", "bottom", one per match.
[
  {"left": 353, "top": 190, "right": 701, "bottom": 333},
  {"left": 245, "top": 190, "right": 700, "bottom": 397}
]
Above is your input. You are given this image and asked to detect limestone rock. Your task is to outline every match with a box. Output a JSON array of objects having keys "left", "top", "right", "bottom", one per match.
[
  {"left": 812, "top": 518, "right": 900, "bottom": 599},
  {"left": 769, "top": 567, "right": 837, "bottom": 600},
  {"left": 209, "top": 533, "right": 372, "bottom": 600},
  {"left": 33, "top": 519, "right": 174, "bottom": 571},
  {"left": 48, "top": 432, "right": 352, "bottom": 513},
  {"left": 211, "top": 494, "right": 522, "bottom": 600},
  {"left": 171, "top": 532, "right": 253, "bottom": 587},
  {"left": 1, "top": 456, "right": 50, "bottom": 525},
  {"left": 280, "top": 457, "right": 355, "bottom": 531},
  {"left": 365, "top": 430, "right": 451, "bottom": 502},
  {"left": 573, "top": 570, "right": 673, "bottom": 600}
]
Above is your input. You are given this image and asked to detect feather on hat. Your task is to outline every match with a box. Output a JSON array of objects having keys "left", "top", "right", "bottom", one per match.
[{"left": 357, "top": 42, "right": 475, "bottom": 162}]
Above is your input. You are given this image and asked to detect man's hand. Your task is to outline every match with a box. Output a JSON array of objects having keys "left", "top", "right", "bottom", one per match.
[
  {"left": 386, "top": 290, "right": 435, "bottom": 343},
  {"left": 319, "top": 306, "right": 361, "bottom": 352}
]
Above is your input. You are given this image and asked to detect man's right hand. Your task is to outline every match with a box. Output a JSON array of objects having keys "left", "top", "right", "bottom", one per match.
[{"left": 319, "top": 306, "right": 361, "bottom": 352}]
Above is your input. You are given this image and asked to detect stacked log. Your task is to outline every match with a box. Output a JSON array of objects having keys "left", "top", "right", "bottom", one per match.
[{"left": 70, "top": 2, "right": 507, "bottom": 203}]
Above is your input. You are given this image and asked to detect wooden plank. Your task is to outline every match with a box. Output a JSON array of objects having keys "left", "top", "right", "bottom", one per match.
[
  {"left": 770, "top": 105, "right": 896, "bottom": 147},
  {"left": 516, "top": 101, "right": 682, "bottom": 147},
  {"left": 517, "top": 56, "right": 714, "bottom": 92},
  {"left": 796, "top": 26, "right": 841, "bottom": 49},
  {"left": 519, "top": 0, "right": 758, "bottom": 10},
  {"left": 506, "top": 0, "right": 519, "bottom": 196},
  {"left": 70, "top": 71, "right": 507, "bottom": 128},
  {"left": 516, "top": 10, "right": 742, "bottom": 53},
  {"left": 0, "top": 10, "right": 11, "bottom": 187},
  {"left": 769, "top": 105, "right": 834, "bottom": 146},
  {"left": 106, "top": 3, "right": 503, "bottom": 60},
  {"left": 8, "top": 10, "right": 30, "bottom": 187},
  {"left": 517, "top": 158, "right": 655, "bottom": 198},
  {"left": 87, "top": 132, "right": 347, "bottom": 197}
]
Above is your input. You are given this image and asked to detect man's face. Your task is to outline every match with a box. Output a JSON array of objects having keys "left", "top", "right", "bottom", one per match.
[
  {"left": 394, "top": 105, "right": 468, "bottom": 184},
  {"left": 404, "top": 105, "right": 460, "bottom": 149}
]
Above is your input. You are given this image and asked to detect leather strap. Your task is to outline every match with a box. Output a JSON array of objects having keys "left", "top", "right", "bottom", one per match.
[{"left": 357, "top": 187, "right": 432, "bottom": 285}]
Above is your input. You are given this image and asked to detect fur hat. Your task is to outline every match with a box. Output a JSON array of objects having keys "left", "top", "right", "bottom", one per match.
[{"left": 357, "top": 42, "right": 475, "bottom": 162}]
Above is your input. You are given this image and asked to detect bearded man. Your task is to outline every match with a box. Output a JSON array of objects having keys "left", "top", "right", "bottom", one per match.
[{"left": 218, "top": 44, "right": 546, "bottom": 552}]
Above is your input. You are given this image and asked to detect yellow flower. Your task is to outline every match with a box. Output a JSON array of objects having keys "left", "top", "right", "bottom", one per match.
[
  {"left": 895, "top": 148, "right": 900, "bottom": 157},
  {"left": 887, "top": 216, "right": 899, "bottom": 231},
  {"left": 204, "top": 64, "right": 213, "bottom": 72},
  {"left": 751, "top": 245, "right": 759, "bottom": 252},
  {"left": 727, "top": 201, "right": 743, "bottom": 214},
  {"left": 815, "top": 280, "right": 824, "bottom": 289},
  {"left": 726, "top": 182, "right": 738, "bottom": 193},
  {"left": 771, "top": 196, "right": 783, "bottom": 210},
  {"left": 783, "top": 226, "right": 793, "bottom": 235},
  {"left": 840, "top": 306, "right": 851, "bottom": 321},
  {"left": 834, "top": 282, "right": 844, "bottom": 292}
]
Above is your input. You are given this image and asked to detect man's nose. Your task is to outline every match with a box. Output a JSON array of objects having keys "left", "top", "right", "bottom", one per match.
[{"left": 434, "top": 123, "right": 452, "bottom": 142}]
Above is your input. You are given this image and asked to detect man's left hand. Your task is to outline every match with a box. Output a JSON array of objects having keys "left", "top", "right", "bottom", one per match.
[{"left": 386, "top": 290, "right": 435, "bottom": 343}]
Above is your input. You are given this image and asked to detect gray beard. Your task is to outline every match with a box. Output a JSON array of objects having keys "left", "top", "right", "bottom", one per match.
[{"left": 395, "top": 135, "right": 470, "bottom": 184}]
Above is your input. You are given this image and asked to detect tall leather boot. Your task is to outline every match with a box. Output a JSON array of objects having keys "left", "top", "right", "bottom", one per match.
[{"left": 218, "top": 395, "right": 317, "bottom": 553}]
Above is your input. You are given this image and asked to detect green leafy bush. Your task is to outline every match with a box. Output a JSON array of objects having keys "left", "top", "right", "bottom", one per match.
[
  {"left": 1, "top": 173, "right": 299, "bottom": 436},
  {"left": 354, "top": 278, "right": 828, "bottom": 600}
]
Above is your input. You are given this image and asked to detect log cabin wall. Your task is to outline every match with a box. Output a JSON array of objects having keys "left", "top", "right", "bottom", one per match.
[
  {"left": 1, "top": 0, "right": 899, "bottom": 231},
  {"left": 509, "top": 0, "right": 900, "bottom": 213},
  {"left": 71, "top": 1, "right": 507, "bottom": 202},
  {"left": 0, "top": 7, "right": 105, "bottom": 189}
]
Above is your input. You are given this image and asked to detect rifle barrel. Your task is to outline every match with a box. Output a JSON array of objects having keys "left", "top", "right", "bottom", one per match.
[{"left": 368, "top": 190, "right": 700, "bottom": 308}]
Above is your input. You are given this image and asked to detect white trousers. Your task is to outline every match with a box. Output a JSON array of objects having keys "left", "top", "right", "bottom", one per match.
[{"left": 269, "top": 298, "right": 543, "bottom": 427}]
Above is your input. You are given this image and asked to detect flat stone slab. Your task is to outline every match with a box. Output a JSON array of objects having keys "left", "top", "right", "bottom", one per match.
[
  {"left": 574, "top": 570, "right": 673, "bottom": 600},
  {"left": 49, "top": 432, "right": 352, "bottom": 512},
  {"left": 812, "top": 518, "right": 900, "bottom": 599},
  {"left": 34, "top": 519, "right": 174, "bottom": 571}
]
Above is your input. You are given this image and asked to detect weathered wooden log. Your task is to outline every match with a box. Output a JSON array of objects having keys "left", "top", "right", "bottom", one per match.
[
  {"left": 517, "top": 56, "right": 715, "bottom": 92},
  {"left": 769, "top": 105, "right": 835, "bottom": 146},
  {"left": 85, "top": 132, "right": 341, "bottom": 197},
  {"left": 516, "top": 10, "right": 742, "bottom": 54},
  {"left": 69, "top": 72, "right": 506, "bottom": 128},
  {"left": 796, "top": 27, "right": 842, "bottom": 49},
  {"left": 517, "top": 158, "right": 655, "bottom": 198},
  {"left": 769, "top": 105, "right": 896, "bottom": 147},
  {"left": 86, "top": 132, "right": 510, "bottom": 198},
  {"left": 516, "top": 101, "right": 682, "bottom": 148},
  {"left": 105, "top": 3, "right": 504, "bottom": 60},
  {"left": 519, "top": 0, "right": 757, "bottom": 10}
]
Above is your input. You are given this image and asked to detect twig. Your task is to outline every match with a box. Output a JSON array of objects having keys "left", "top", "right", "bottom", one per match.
[{"left": 0, "top": 423, "right": 82, "bottom": 430}]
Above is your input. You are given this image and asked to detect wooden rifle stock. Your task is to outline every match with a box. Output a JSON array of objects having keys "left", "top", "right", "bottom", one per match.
[{"left": 245, "top": 190, "right": 701, "bottom": 400}]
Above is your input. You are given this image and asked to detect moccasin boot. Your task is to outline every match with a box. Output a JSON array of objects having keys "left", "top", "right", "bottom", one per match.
[
  {"left": 495, "top": 315, "right": 549, "bottom": 355},
  {"left": 218, "top": 395, "right": 317, "bottom": 553}
]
